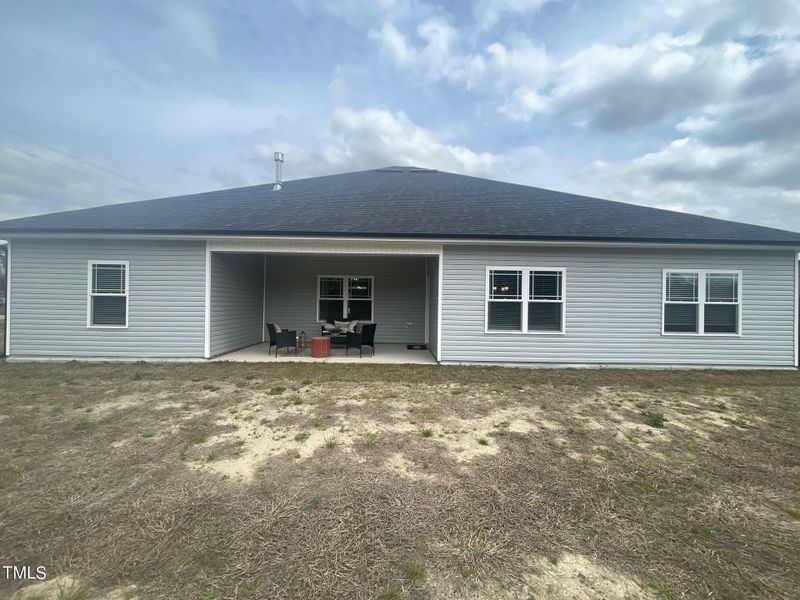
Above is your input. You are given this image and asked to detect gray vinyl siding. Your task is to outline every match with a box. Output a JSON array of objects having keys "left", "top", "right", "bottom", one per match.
[
  {"left": 265, "top": 255, "right": 426, "bottom": 343},
  {"left": 209, "top": 253, "right": 264, "bottom": 357},
  {"left": 427, "top": 256, "right": 439, "bottom": 358},
  {"left": 441, "top": 245, "right": 796, "bottom": 366},
  {"left": 8, "top": 238, "right": 205, "bottom": 358}
]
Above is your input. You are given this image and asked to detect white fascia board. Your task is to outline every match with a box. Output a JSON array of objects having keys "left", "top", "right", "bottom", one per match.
[{"left": 4, "top": 232, "right": 800, "bottom": 252}]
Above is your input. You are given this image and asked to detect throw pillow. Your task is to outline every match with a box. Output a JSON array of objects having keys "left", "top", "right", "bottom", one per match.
[
  {"left": 334, "top": 320, "right": 349, "bottom": 330},
  {"left": 322, "top": 323, "right": 336, "bottom": 332},
  {"left": 355, "top": 322, "right": 363, "bottom": 334},
  {"left": 274, "top": 324, "right": 282, "bottom": 333},
  {"left": 347, "top": 320, "right": 358, "bottom": 332}
]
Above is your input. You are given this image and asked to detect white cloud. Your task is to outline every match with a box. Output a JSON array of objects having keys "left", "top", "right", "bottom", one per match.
[
  {"left": 486, "top": 38, "right": 550, "bottom": 89},
  {"left": 241, "top": 105, "right": 578, "bottom": 198},
  {"left": 633, "top": 138, "right": 756, "bottom": 182},
  {"left": 216, "top": 105, "right": 511, "bottom": 188},
  {"left": 370, "top": 21, "right": 415, "bottom": 67},
  {"left": 658, "top": 0, "right": 800, "bottom": 40},
  {"left": 676, "top": 115, "right": 713, "bottom": 134},
  {"left": 649, "top": 50, "right": 694, "bottom": 79},
  {"left": 635, "top": 134, "right": 800, "bottom": 189},
  {"left": 371, "top": 5, "right": 797, "bottom": 132},
  {"left": 582, "top": 138, "right": 800, "bottom": 230},
  {"left": 316, "top": 107, "right": 503, "bottom": 175},
  {"left": 475, "top": 0, "right": 558, "bottom": 29},
  {"left": 371, "top": 19, "right": 550, "bottom": 91},
  {"left": 370, "top": 18, "right": 489, "bottom": 87},
  {"left": 501, "top": 33, "right": 755, "bottom": 127}
]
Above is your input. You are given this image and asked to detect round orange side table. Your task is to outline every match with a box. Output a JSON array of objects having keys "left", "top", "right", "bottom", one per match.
[{"left": 311, "top": 336, "right": 331, "bottom": 358}]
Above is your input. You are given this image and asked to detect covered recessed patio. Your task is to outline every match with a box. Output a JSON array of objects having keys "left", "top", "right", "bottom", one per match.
[
  {"left": 213, "top": 342, "right": 438, "bottom": 364},
  {"left": 206, "top": 239, "right": 441, "bottom": 363}
]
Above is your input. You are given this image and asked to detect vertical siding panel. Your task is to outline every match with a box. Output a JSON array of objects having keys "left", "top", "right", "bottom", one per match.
[
  {"left": 265, "top": 255, "right": 426, "bottom": 343},
  {"left": 441, "top": 245, "right": 796, "bottom": 366},
  {"left": 9, "top": 238, "right": 206, "bottom": 358},
  {"left": 209, "top": 253, "right": 264, "bottom": 356}
]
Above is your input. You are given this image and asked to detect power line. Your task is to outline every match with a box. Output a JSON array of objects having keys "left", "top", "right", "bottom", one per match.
[
  {"left": 0, "top": 148, "right": 144, "bottom": 209},
  {"left": 0, "top": 125, "right": 162, "bottom": 195},
  {"left": 0, "top": 140, "right": 153, "bottom": 196},
  {"left": 0, "top": 124, "right": 162, "bottom": 196}
]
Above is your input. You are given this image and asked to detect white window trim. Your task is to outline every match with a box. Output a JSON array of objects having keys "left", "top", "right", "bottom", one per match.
[
  {"left": 316, "top": 275, "right": 374, "bottom": 322},
  {"left": 4, "top": 240, "right": 11, "bottom": 356},
  {"left": 436, "top": 249, "right": 443, "bottom": 363},
  {"left": 484, "top": 266, "right": 566, "bottom": 334},
  {"left": 87, "top": 260, "right": 129, "bottom": 329},
  {"left": 795, "top": 255, "right": 799, "bottom": 368},
  {"left": 661, "top": 269, "right": 742, "bottom": 337},
  {"left": 424, "top": 259, "right": 430, "bottom": 345},
  {"left": 204, "top": 243, "right": 210, "bottom": 358}
]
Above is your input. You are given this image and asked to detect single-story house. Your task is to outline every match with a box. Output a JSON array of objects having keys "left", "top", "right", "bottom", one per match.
[{"left": 0, "top": 165, "right": 798, "bottom": 367}]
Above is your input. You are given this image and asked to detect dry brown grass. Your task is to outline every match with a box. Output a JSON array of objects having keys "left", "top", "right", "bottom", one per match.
[{"left": 1, "top": 362, "right": 799, "bottom": 599}]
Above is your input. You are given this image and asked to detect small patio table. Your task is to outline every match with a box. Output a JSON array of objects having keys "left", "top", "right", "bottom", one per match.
[{"left": 311, "top": 336, "right": 330, "bottom": 358}]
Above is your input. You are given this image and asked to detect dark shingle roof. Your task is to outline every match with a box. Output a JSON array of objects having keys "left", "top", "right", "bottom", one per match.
[{"left": 1, "top": 166, "right": 799, "bottom": 245}]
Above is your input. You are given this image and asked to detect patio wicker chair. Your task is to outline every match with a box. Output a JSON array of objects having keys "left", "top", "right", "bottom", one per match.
[
  {"left": 346, "top": 323, "right": 376, "bottom": 358},
  {"left": 267, "top": 323, "right": 298, "bottom": 357}
]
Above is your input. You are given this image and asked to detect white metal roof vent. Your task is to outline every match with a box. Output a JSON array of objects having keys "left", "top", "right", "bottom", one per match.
[{"left": 273, "top": 151, "right": 284, "bottom": 191}]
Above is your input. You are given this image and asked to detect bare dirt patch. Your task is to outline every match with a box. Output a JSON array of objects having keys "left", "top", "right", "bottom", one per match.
[
  {"left": 10, "top": 575, "right": 138, "bottom": 600},
  {"left": 384, "top": 452, "right": 440, "bottom": 482},
  {"left": 430, "top": 553, "right": 655, "bottom": 599},
  {"left": 186, "top": 391, "right": 559, "bottom": 480},
  {"left": 525, "top": 554, "right": 655, "bottom": 599}
]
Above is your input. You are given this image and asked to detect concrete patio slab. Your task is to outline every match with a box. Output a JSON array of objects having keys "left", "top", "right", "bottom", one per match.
[{"left": 214, "top": 342, "right": 437, "bottom": 364}]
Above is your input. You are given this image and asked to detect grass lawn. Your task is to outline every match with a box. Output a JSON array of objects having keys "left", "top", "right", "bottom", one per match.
[{"left": 1, "top": 363, "right": 799, "bottom": 599}]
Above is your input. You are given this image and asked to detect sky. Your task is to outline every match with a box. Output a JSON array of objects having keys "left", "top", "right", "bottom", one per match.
[{"left": 0, "top": 0, "right": 799, "bottom": 232}]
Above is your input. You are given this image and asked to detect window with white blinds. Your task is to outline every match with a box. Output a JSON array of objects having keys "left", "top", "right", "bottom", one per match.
[
  {"left": 663, "top": 270, "right": 740, "bottom": 335},
  {"left": 487, "top": 269, "right": 522, "bottom": 331},
  {"left": 529, "top": 270, "right": 564, "bottom": 332},
  {"left": 486, "top": 267, "right": 565, "bottom": 333},
  {"left": 88, "top": 261, "right": 128, "bottom": 327}
]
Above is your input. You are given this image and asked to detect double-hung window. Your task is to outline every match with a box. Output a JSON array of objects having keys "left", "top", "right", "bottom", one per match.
[
  {"left": 347, "top": 277, "right": 373, "bottom": 320},
  {"left": 663, "top": 270, "right": 740, "bottom": 335},
  {"left": 487, "top": 269, "right": 522, "bottom": 331},
  {"left": 529, "top": 270, "right": 564, "bottom": 332},
  {"left": 317, "top": 276, "right": 373, "bottom": 322},
  {"left": 88, "top": 261, "right": 128, "bottom": 327},
  {"left": 486, "top": 267, "right": 565, "bottom": 333},
  {"left": 318, "top": 276, "right": 344, "bottom": 323}
]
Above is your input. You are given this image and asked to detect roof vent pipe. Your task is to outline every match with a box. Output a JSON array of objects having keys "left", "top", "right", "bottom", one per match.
[{"left": 273, "top": 151, "right": 284, "bottom": 191}]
